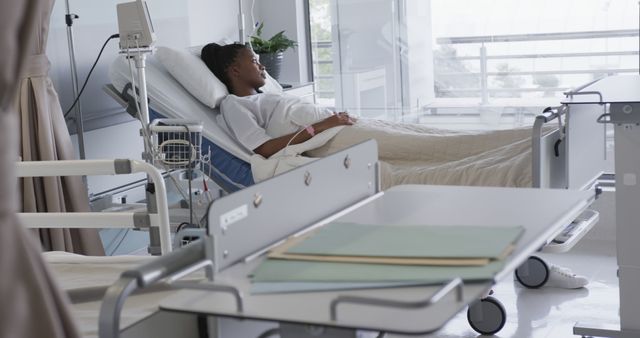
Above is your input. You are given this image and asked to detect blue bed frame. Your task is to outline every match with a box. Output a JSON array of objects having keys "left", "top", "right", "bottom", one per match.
[{"left": 149, "top": 108, "right": 254, "bottom": 193}]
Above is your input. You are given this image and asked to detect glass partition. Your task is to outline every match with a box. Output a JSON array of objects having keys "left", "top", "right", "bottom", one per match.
[{"left": 309, "top": 0, "right": 640, "bottom": 130}]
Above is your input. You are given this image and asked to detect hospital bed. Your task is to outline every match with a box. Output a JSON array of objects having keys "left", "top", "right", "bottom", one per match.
[
  {"left": 104, "top": 46, "right": 607, "bottom": 287},
  {"left": 96, "top": 140, "right": 597, "bottom": 338}
]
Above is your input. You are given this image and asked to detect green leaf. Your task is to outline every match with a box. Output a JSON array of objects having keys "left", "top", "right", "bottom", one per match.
[{"left": 248, "top": 22, "right": 297, "bottom": 54}]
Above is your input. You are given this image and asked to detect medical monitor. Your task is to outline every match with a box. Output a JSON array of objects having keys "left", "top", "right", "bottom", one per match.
[{"left": 117, "top": 0, "right": 157, "bottom": 49}]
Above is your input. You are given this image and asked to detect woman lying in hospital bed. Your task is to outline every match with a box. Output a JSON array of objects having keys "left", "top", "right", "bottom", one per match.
[
  {"left": 201, "top": 42, "right": 588, "bottom": 289},
  {"left": 204, "top": 43, "right": 534, "bottom": 189}
]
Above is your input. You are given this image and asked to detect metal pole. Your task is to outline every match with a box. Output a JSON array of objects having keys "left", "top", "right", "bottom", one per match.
[
  {"left": 134, "top": 55, "right": 150, "bottom": 125},
  {"left": 480, "top": 43, "right": 489, "bottom": 105},
  {"left": 238, "top": 0, "right": 245, "bottom": 44},
  {"left": 65, "top": 0, "right": 86, "bottom": 161},
  {"left": 133, "top": 52, "right": 162, "bottom": 255}
]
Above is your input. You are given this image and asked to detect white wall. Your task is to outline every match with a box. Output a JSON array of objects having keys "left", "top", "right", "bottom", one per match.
[
  {"left": 255, "top": 0, "right": 311, "bottom": 84},
  {"left": 69, "top": 120, "right": 146, "bottom": 195},
  {"left": 47, "top": 0, "right": 191, "bottom": 133},
  {"left": 188, "top": 0, "right": 245, "bottom": 46}
]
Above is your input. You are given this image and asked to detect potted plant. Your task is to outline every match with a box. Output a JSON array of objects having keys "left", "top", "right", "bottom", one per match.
[{"left": 250, "top": 22, "right": 297, "bottom": 81}]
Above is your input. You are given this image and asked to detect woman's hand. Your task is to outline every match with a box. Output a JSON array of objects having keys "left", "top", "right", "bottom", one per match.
[
  {"left": 254, "top": 112, "right": 354, "bottom": 158},
  {"left": 314, "top": 112, "right": 355, "bottom": 133},
  {"left": 337, "top": 111, "right": 357, "bottom": 123}
]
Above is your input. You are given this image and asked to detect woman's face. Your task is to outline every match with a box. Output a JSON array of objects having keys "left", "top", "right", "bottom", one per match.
[{"left": 231, "top": 48, "right": 267, "bottom": 89}]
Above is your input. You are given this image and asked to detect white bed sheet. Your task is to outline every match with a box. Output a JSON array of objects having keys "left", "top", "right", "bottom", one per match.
[
  {"left": 45, "top": 251, "right": 153, "bottom": 291},
  {"left": 45, "top": 252, "right": 204, "bottom": 338}
]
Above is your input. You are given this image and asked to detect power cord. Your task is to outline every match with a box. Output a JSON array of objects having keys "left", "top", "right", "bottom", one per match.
[
  {"left": 64, "top": 33, "right": 120, "bottom": 118},
  {"left": 256, "top": 328, "right": 279, "bottom": 338},
  {"left": 176, "top": 222, "right": 191, "bottom": 233}
]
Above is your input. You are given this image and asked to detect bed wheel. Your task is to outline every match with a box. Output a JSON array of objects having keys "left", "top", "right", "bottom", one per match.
[
  {"left": 515, "top": 256, "right": 549, "bottom": 289},
  {"left": 467, "top": 296, "right": 506, "bottom": 335}
]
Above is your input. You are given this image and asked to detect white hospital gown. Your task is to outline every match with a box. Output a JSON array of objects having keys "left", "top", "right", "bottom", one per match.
[{"left": 219, "top": 93, "right": 332, "bottom": 153}]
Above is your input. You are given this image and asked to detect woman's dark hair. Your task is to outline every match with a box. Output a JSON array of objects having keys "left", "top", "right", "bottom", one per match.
[{"left": 201, "top": 43, "right": 248, "bottom": 92}]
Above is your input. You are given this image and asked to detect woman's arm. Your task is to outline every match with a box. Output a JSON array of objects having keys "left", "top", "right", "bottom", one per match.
[{"left": 253, "top": 113, "right": 354, "bottom": 158}]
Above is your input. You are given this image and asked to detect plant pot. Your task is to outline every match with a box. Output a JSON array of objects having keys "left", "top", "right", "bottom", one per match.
[{"left": 258, "top": 52, "right": 283, "bottom": 81}]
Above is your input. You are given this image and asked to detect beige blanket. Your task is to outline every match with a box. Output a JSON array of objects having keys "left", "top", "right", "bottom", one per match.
[{"left": 306, "top": 119, "right": 533, "bottom": 190}]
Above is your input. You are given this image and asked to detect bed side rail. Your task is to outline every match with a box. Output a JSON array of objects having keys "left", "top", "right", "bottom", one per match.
[
  {"left": 98, "top": 240, "right": 241, "bottom": 338},
  {"left": 16, "top": 159, "right": 172, "bottom": 255},
  {"left": 532, "top": 106, "right": 566, "bottom": 188}
]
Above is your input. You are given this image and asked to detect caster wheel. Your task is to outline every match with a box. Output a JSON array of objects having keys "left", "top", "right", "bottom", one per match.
[
  {"left": 515, "top": 256, "right": 549, "bottom": 289},
  {"left": 467, "top": 296, "right": 506, "bottom": 335}
]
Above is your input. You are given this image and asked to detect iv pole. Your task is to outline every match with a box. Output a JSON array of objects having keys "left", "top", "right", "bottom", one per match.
[
  {"left": 64, "top": 0, "right": 87, "bottom": 161},
  {"left": 238, "top": 0, "right": 246, "bottom": 44}
]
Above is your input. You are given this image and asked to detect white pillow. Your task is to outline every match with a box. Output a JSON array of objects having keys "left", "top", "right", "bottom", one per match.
[
  {"left": 156, "top": 45, "right": 283, "bottom": 109},
  {"left": 262, "top": 71, "right": 284, "bottom": 93},
  {"left": 155, "top": 46, "right": 227, "bottom": 108}
]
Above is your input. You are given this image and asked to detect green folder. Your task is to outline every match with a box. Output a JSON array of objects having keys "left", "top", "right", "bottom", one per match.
[
  {"left": 251, "top": 259, "right": 505, "bottom": 283},
  {"left": 285, "top": 223, "right": 524, "bottom": 259},
  {"left": 250, "top": 281, "right": 430, "bottom": 294}
]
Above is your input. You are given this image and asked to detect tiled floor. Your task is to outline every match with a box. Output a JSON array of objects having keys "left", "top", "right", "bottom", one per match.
[{"left": 385, "top": 238, "right": 620, "bottom": 338}]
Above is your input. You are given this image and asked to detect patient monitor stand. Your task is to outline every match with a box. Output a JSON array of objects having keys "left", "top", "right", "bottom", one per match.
[
  {"left": 116, "top": 1, "right": 163, "bottom": 253},
  {"left": 572, "top": 75, "right": 640, "bottom": 337},
  {"left": 125, "top": 48, "right": 166, "bottom": 255},
  {"left": 99, "top": 140, "right": 594, "bottom": 338}
]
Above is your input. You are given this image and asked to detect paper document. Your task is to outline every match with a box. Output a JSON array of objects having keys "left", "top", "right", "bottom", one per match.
[
  {"left": 251, "top": 281, "right": 433, "bottom": 294},
  {"left": 269, "top": 231, "right": 503, "bottom": 266},
  {"left": 284, "top": 222, "right": 523, "bottom": 259},
  {"left": 251, "top": 259, "right": 505, "bottom": 283},
  {"left": 252, "top": 223, "right": 523, "bottom": 286}
]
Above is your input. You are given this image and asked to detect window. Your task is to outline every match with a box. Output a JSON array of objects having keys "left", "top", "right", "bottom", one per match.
[
  {"left": 432, "top": 0, "right": 640, "bottom": 101},
  {"left": 308, "top": 0, "right": 639, "bottom": 129},
  {"left": 309, "top": 0, "right": 335, "bottom": 106}
]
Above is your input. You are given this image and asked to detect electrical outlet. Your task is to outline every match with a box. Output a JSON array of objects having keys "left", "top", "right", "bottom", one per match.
[{"left": 112, "top": 194, "right": 128, "bottom": 204}]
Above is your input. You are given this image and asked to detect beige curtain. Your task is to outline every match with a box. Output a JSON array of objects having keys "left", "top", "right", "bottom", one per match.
[
  {"left": 0, "top": 1, "right": 81, "bottom": 337},
  {"left": 17, "top": 0, "right": 104, "bottom": 255}
]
